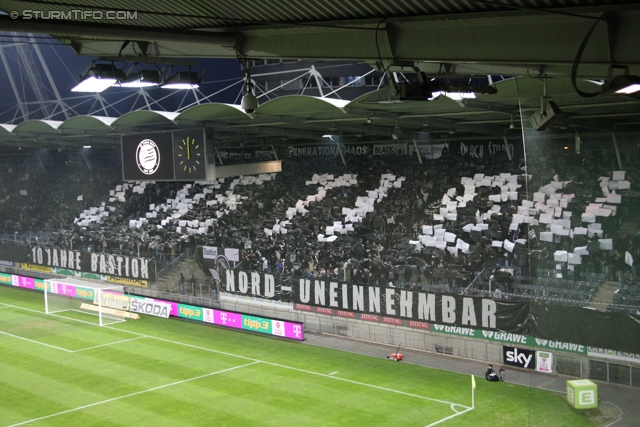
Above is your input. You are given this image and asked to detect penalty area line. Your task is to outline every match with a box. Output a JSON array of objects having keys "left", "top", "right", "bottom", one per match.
[
  {"left": 71, "top": 336, "right": 147, "bottom": 353},
  {"left": 5, "top": 361, "right": 260, "bottom": 427},
  {"left": 0, "top": 330, "right": 73, "bottom": 353}
]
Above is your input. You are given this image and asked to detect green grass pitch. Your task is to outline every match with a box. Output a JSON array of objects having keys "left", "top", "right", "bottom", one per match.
[{"left": 0, "top": 286, "right": 597, "bottom": 426}]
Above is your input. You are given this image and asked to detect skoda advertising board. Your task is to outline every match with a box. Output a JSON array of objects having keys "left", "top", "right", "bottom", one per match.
[{"left": 122, "top": 132, "right": 175, "bottom": 181}]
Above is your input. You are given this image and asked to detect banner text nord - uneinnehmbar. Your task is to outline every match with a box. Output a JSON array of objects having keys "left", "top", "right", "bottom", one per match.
[{"left": 222, "top": 270, "right": 528, "bottom": 332}]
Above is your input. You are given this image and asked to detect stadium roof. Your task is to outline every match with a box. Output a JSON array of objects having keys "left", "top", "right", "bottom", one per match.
[
  {"left": 0, "top": 1, "right": 638, "bottom": 152},
  {"left": 0, "top": 1, "right": 639, "bottom": 79},
  {"left": 0, "top": 77, "right": 637, "bottom": 151}
]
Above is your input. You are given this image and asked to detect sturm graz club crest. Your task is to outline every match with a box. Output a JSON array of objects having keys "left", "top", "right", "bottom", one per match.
[{"left": 136, "top": 139, "right": 161, "bottom": 175}]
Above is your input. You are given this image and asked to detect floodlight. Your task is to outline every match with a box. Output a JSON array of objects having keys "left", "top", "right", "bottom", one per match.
[
  {"left": 530, "top": 98, "right": 564, "bottom": 131},
  {"left": 603, "top": 75, "right": 640, "bottom": 95},
  {"left": 120, "top": 70, "right": 161, "bottom": 88},
  {"left": 71, "top": 63, "right": 124, "bottom": 92},
  {"left": 460, "top": 99, "right": 517, "bottom": 114},
  {"left": 161, "top": 72, "right": 200, "bottom": 89},
  {"left": 392, "top": 122, "right": 403, "bottom": 140},
  {"left": 433, "top": 91, "right": 476, "bottom": 101}
]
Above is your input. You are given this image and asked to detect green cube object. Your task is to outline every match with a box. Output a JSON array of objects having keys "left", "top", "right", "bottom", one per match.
[{"left": 566, "top": 379, "right": 598, "bottom": 409}]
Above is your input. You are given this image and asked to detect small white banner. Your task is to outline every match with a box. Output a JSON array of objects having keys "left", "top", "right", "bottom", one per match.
[{"left": 536, "top": 350, "right": 554, "bottom": 374}]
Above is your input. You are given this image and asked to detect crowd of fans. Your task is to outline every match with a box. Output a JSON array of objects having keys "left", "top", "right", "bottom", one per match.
[
  {"left": 0, "top": 145, "right": 638, "bottom": 306},
  {"left": 0, "top": 152, "right": 120, "bottom": 236}
]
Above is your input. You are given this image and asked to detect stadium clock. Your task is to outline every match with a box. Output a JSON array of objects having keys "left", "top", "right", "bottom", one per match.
[
  {"left": 177, "top": 136, "right": 202, "bottom": 174},
  {"left": 173, "top": 129, "right": 207, "bottom": 180}
]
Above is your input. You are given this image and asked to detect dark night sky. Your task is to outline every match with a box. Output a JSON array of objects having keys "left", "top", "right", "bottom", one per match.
[{"left": 0, "top": 34, "right": 243, "bottom": 122}]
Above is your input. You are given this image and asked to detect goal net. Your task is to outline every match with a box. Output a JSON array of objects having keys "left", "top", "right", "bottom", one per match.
[{"left": 44, "top": 279, "right": 130, "bottom": 326}]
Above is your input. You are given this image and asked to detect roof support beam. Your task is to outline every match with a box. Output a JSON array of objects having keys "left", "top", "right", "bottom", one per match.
[{"left": 3, "top": 10, "right": 640, "bottom": 79}]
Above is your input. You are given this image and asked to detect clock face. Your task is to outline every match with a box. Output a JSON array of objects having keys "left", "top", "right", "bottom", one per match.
[
  {"left": 177, "top": 136, "right": 202, "bottom": 174},
  {"left": 173, "top": 129, "right": 206, "bottom": 180}
]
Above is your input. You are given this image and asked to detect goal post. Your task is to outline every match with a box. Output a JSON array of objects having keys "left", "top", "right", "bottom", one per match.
[{"left": 44, "top": 279, "right": 131, "bottom": 326}]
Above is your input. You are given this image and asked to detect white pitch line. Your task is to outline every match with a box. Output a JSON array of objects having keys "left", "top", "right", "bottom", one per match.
[
  {"left": 425, "top": 407, "right": 474, "bottom": 427},
  {"left": 6, "top": 361, "right": 260, "bottom": 427},
  {"left": 0, "top": 330, "right": 73, "bottom": 353},
  {"left": 329, "top": 371, "right": 338, "bottom": 376},
  {"left": 266, "top": 359, "right": 471, "bottom": 408},
  {"left": 0, "top": 303, "right": 116, "bottom": 327},
  {"left": 108, "top": 332, "right": 470, "bottom": 409},
  {"left": 71, "top": 336, "right": 146, "bottom": 353},
  {"left": 127, "top": 331, "right": 467, "bottom": 408},
  {"left": 3, "top": 302, "right": 472, "bottom": 418},
  {"left": 0, "top": 304, "right": 147, "bottom": 353}
]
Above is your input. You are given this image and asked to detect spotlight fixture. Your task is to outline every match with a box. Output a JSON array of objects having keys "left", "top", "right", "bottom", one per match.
[
  {"left": 376, "top": 77, "right": 496, "bottom": 102},
  {"left": 509, "top": 115, "right": 515, "bottom": 129},
  {"left": 529, "top": 79, "right": 565, "bottom": 131},
  {"left": 392, "top": 121, "right": 403, "bottom": 140},
  {"left": 432, "top": 91, "right": 476, "bottom": 101},
  {"left": 120, "top": 70, "right": 161, "bottom": 88},
  {"left": 601, "top": 74, "right": 640, "bottom": 95},
  {"left": 71, "top": 63, "right": 124, "bottom": 93},
  {"left": 460, "top": 99, "right": 517, "bottom": 114},
  {"left": 530, "top": 98, "right": 563, "bottom": 131},
  {"left": 161, "top": 71, "right": 200, "bottom": 89}
]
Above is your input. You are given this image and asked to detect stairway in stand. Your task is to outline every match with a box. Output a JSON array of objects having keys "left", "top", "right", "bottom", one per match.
[
  {"left": 588, "top": 281, "right": 619, "bottom": 310},
  {"left": 155, "top": 257, "right": 209, "bottom": 294}
]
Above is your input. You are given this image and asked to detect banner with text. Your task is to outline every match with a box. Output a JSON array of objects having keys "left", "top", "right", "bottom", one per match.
[
  {"left": 373, "top": 144, "right": 407, "bottom": 156},
  {"left": 286, "top": 144, "right": 370, "bottom": 157},
  {"left": 220, "top": 268, "right": 528, "bottom": 333},
  {"left": 26, "top": 245, "right": 156, "bottom": 281}
]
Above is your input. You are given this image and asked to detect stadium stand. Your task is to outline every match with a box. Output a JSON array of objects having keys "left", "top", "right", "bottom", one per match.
[{"left": 1, "top": 146, "right": 638, "bottom": 310}]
